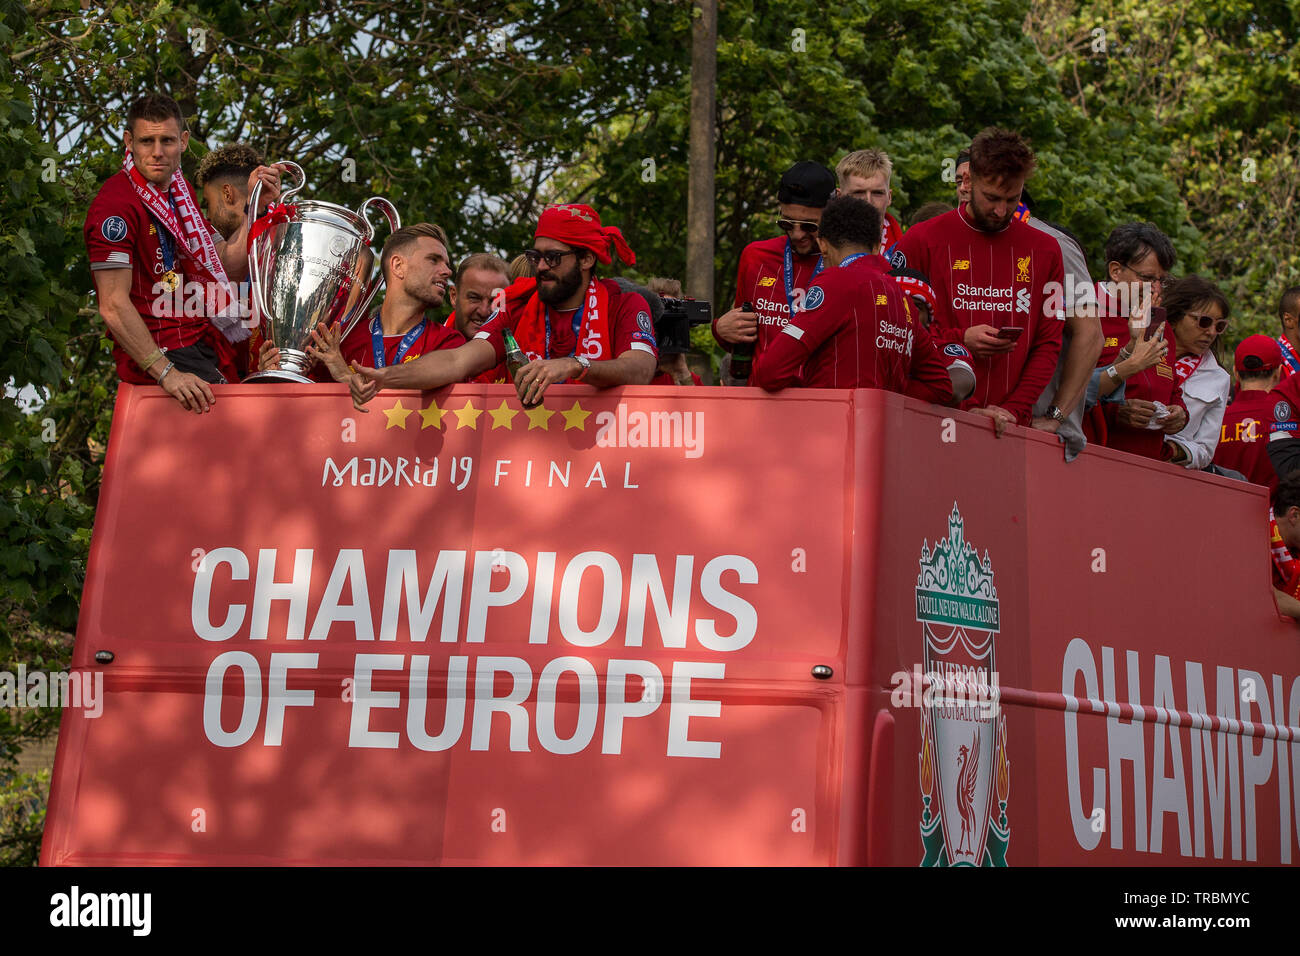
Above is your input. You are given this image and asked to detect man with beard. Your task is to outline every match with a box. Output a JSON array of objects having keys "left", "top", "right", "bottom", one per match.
[
  {"left": 713, "top": 161, "right": 836, "bottom": 381},
  {"left": 890, "top": 127, "right": 1064, "bottom": 435},
  {"left": 195, "top": 143, "right": 264, "bottom": 242},
  {"left": 258, "top": 223, "right": 465, "bottom": 382},
  {"left": 348, "top": 204, "right": 656, "bottom": 410},
  {"left": 195, "top": 142, "right": 267, "bottom": 378},
  {"left": 84, "top": 92, "right": 282, "bottom": 411}
]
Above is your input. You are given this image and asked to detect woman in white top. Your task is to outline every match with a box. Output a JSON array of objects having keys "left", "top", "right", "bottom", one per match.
[{"left": 1162, "top": 276, "right": 1232, "bottom": 469}]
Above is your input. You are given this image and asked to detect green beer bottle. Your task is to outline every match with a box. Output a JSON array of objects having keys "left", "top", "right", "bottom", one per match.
[
  {"left": 503, "top": 329, "right": 528, "bottom": 382},
  {"left": 730, "top": 301, "right": 756, "bottom": 381},
  {"left": 503, "top": 329, "right": 542, "bottom": 408}
]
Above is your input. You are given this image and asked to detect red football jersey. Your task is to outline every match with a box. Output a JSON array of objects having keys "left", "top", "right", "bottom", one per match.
[
  {"left": 726, "top": 235, "right": 825, "bottom": 363},
  {"left": 444, "top": 312, "right": 506, "bottom": 383},
  {"left": 308, "top": 314, "right": 465, "bottom": 382},
  {"left": 1098, "top": 324, "right": 1185, "bottom": 461},
  {"left": 85, "top": 171, "right": 228, "bottom": 382},
  {"left": 475, "top": 279, "right": 657, "bottom": 367},
  {"left": 1097, "top": 311, "right": 1130, "bottom": 369},
  {"left": 881, "top": 213, "right": 904, "bottom": 255},
  {"left": 891, "top": 204, "right": 1065, "bottom": 424},
  {"left": 1213, "top": 389, "right": 1279, "bottom": 492},
  {"left": 905, "top": 328, "right": 967, "bottom": 405},
  {"left": 750, "top": 254, "right": 912, "bottom": 391}
]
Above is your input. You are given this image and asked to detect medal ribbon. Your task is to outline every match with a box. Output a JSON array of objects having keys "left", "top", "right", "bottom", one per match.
[
  {"left": 370, "top": 312, "right": 427, "bottom": 368},
  {"left": 784, "top": 238, "right": 824, "bottom": 317},
  {"left": 543, "top": 286, "right": 588, "bottom": 361}
]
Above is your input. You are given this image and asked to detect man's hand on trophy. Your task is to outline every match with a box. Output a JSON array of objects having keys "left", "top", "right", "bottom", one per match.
[
  {"left": 349, "top": 362, "right": 383, "bottom": 412},
  {"left": 247, "top": 163, "right": 289, "bottom": 216},
  {"left": 257, "top": 339, "right": 281, "bottom": 373},
  {"left": 305, "top": 321, "right": 348, "bottom": 382}
]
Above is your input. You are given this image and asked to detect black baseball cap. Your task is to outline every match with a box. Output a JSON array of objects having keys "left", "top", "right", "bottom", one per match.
[{"left": 778, "top": 161, "right": 836, "bottom": 207}]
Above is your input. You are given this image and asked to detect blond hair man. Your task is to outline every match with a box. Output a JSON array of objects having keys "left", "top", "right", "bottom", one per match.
[{"left": 836, "top": 148, "right": 904, "bottom": 254}]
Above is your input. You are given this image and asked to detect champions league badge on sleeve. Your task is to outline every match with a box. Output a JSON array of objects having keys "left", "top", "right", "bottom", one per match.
[
  {"left": 101, "top": 216, "right": 129, "bottom": 242},
  {"left": 801, "top": 285, "right": 825, "bottom": 311},
  {"left": 915, "top": 504, "right": 1010, "bottom": 867},
  {"left": 633, "top": 310, "right": 655, "bottom": 345},
  {"left": 1273, "top": 401, "right": 1297, "bottom": 434}
]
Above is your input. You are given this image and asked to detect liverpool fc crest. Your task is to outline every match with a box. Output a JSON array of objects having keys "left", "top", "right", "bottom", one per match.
[{"left": 916, "top": 505, "right": 1010, "bottom": 866}]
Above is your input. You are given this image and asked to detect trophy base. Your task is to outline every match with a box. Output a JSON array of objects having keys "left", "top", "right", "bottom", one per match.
[{"left": 244, "top": 369, "right": 315, "bottom": 384}]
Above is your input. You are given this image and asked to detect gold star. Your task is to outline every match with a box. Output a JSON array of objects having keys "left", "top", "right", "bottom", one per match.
[
  {"left": 419, "top": 400, "right": 447, "bottom": 429},
  {"left": 488, "top": 399, "right": 520, "bottom": 430},
  {"left": 383, "top": 400, "right": 412, "bottom": 429},
  {"left": 561, "top": 400, "right": 592, "bottom": 431},
  {"left": 454, "top": 399, "right": 483, "bottom": 429},
  {"left": 524, "top": 404, "right": 556, "bottom": 430}
]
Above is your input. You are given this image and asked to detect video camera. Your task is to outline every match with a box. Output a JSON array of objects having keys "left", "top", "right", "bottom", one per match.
[{"left": 655, "top": 296, "right": 711, "bottom": 355}]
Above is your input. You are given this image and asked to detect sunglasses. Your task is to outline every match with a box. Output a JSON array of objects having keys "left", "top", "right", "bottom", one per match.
[
  {"left": 523, "top": 248, "right": 578, "bottom": 268},
  {"left": 1184, "top": 312, "right": 1228, "bottom": 334},
  {"left": 777, "top": 218, "right": 819, "bottom": 235}
]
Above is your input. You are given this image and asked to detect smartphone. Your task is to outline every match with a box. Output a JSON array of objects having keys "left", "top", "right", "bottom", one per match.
[
  {"left": 996, "top": 327, "right": 1024, "bottom": 341},
  {"left": 1144, "top": 306, "right": 1167, "bottom": 340}
]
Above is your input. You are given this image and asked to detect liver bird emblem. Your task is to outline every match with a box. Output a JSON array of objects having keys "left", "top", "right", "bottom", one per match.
[{"left": 954, "top": 730, "right": 980, "bottom": 856}]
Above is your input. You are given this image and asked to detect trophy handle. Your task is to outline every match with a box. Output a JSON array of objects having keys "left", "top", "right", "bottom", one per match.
[
  {"left": 358, "top": 197, "right": 401, "bottom": 243},
  {"left": 246, "top": 178, "right": 270, "bottom": 332},
  {"left": 278, "top": 161, "right": 306, "bottom": 203},
  {"left": 342, "top": 198, "right": 402, "bottom": 339},
  {"left": 246, "top": 162, "right": 305, "bottom": 335}
]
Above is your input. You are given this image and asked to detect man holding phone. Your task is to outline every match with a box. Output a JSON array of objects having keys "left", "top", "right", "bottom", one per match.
[
  {"left": 714, "top": 161, "right": 837, "bottom": 383},
  {"left": 890, "top": 128, "right": 1065, "bottom": 435}
]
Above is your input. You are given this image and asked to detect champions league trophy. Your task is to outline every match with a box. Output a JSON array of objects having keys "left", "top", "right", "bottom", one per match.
[{"left": 245, "top": 161, "right": 401, "bottom": 382}]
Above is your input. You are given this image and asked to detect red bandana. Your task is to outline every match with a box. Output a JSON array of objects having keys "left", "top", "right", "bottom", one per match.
[{"left": 534, "top": 204, "right": 635, "bottom": 266}]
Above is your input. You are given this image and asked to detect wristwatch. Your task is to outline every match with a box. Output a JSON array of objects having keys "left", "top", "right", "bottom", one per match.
[
  {"left": 1047, "top": 405, "right": 1066, "bottom": 424},
  {"left": 573, "top": 354, "right": 591, "bottom": 382}
]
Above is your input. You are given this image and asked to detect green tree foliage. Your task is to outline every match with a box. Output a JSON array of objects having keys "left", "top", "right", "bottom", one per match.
[
  {"left": 2, "top": 0, "right": 1293, "bottom": 865},
  {"left": 1, "top": 2, "right": 106, "bottom": 859},
  {"left": 1026, "top": 0, "right": 1300, "bottom": 340},
  {"left": 575, "top": 0, "right": 1192, "bottom": 311}
]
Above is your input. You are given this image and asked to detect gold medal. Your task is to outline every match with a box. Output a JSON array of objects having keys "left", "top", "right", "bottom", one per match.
[{"left": 161, "top": 270, "right": 179, "bottom": 291}]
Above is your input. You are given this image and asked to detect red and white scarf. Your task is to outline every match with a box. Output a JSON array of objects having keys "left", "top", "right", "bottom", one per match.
[
  {"left": 1173, "top": 352, "right": 1204, "bottom": 387},
  {"left": 1278, "top": 336, "right": 1300, "bottom": 376},
  {"left": 123, "top": 149, "right": 248, "bottom": 342},
  {"left": 510, "top": 277, "right": 614, "bottom": 363}
]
